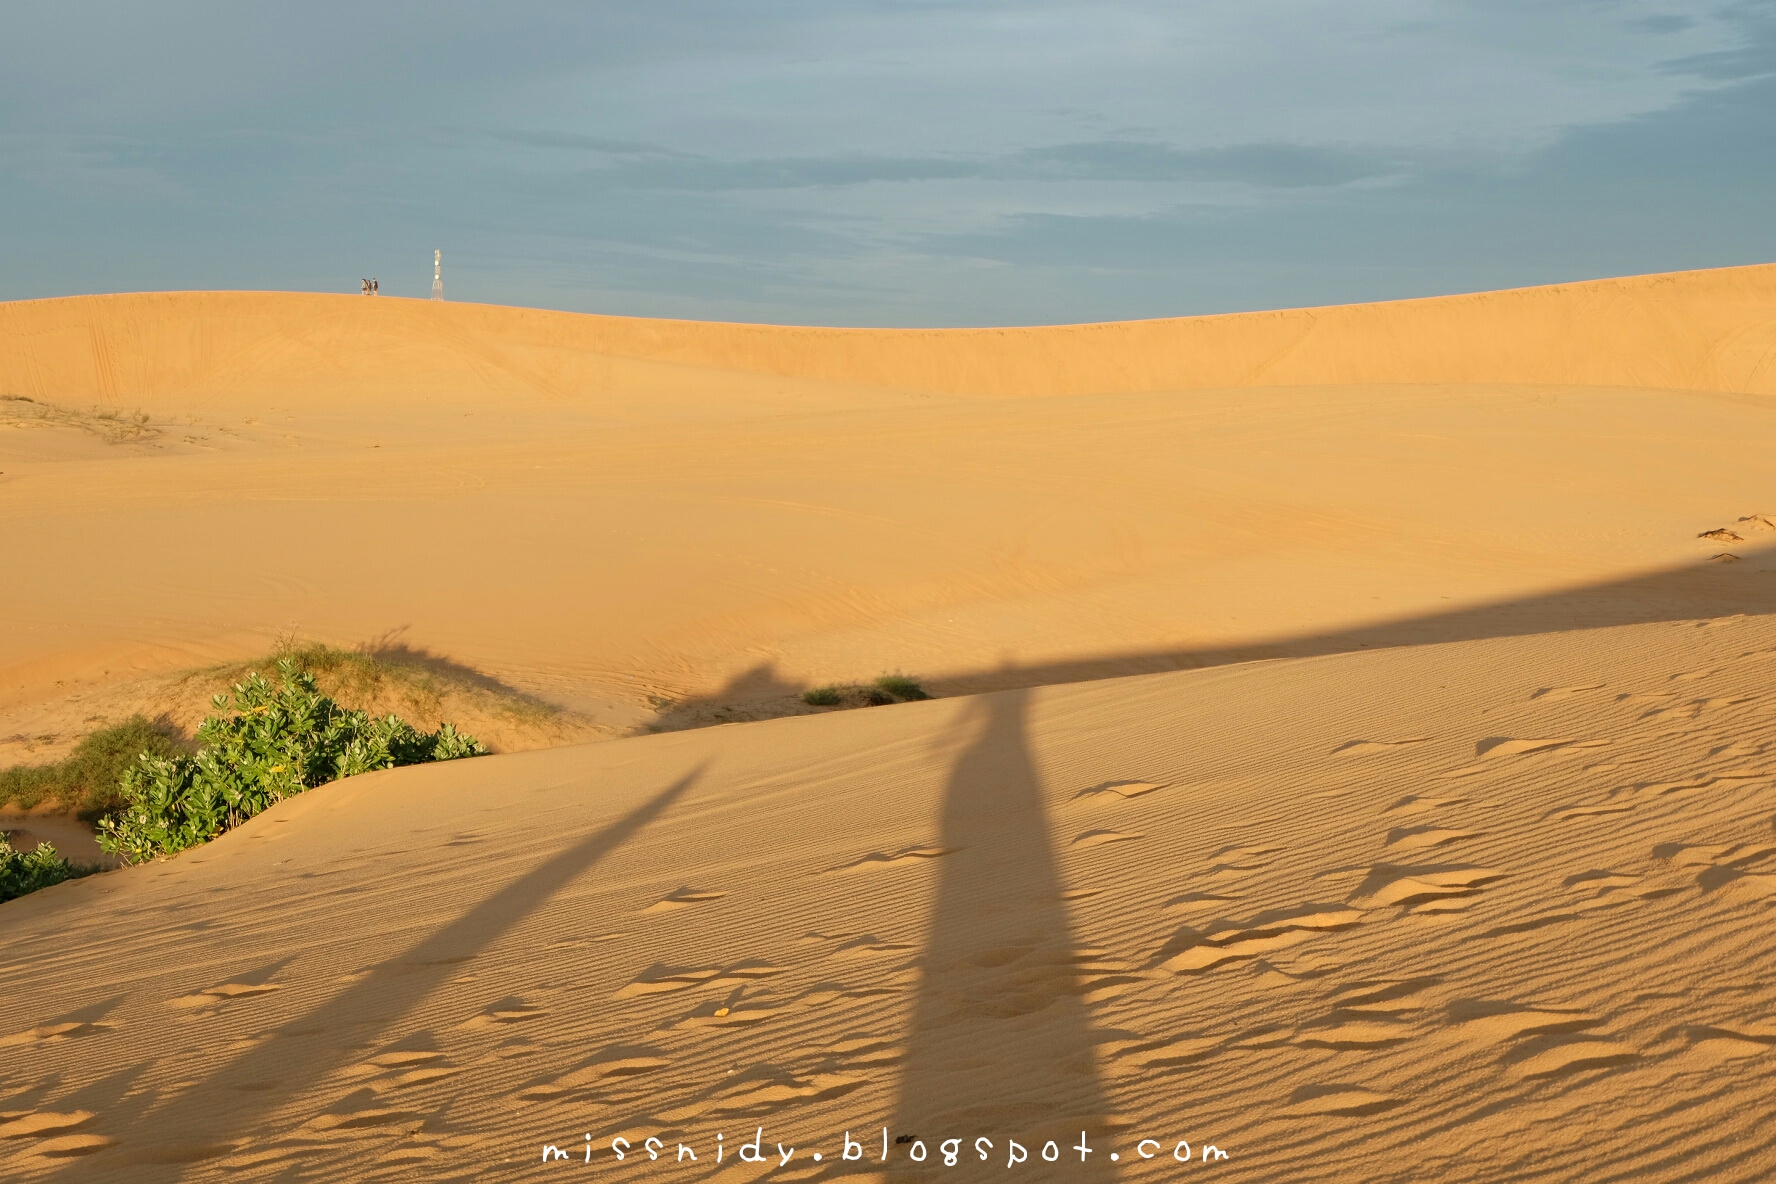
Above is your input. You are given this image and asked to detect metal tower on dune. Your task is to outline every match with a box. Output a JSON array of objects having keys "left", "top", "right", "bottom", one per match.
[{"left": 431, "top": 250, "right": 444, "bottom": 300}]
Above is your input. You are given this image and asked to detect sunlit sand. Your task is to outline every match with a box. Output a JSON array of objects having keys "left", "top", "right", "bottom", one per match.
[{"left": 2, "top": 265, "right": 1774, "bottom": 1180}]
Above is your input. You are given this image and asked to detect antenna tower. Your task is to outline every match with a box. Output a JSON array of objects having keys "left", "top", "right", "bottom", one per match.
[{"left": 431, "top": 250, "right": 444, "bottom": 300}]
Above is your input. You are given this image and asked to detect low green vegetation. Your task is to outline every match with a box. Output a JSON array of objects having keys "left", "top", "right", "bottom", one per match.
[
  {"left": 872, "top": 673, "right": 931, "bottom": 702},
  {"left": 97, "top": 660, "right": 486, "bottom": 865},
  {"left": 801, "top": 673, "right": 932, "bottom": 709},
  {"left": 0, "top": 838, "right": 98, "bottom": 903},
  {"left": 0, "top": 716, "right": 185, "bottom": 820},
  {"left": 242, "top": 637, "right": 560, "bottom": 730}
]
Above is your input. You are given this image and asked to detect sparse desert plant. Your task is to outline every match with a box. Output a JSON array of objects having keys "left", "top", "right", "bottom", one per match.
[
  {"left": 0, "top": 716, "right": 186, "bottom": 820},
  {"left": 873, "top": 673, "right": 930, "bottom": 702},
  {"left": 0, "top": 837, "right": 96, "bottom": 903},
  {"left": 97, "top": 660, "right": 486, "bottom": 865},
  {"left": 800, "top": 674, "right": 931, "bottom": 710}
]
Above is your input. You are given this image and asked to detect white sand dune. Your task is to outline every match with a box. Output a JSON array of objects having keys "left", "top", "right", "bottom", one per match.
[{"left": 2, "top": 266, "right": 1775, "bottom": 1180}]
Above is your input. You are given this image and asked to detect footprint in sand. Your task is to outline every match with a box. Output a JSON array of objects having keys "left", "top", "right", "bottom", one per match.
[
  {"left": 1561, "top": 869, "right": 1644, "bottom": 909},
  {"left": 1163, "top": 891, "right": 1241, "bottom": 912},
  {"left": 1654, "top": 841, "right": 1776, "bottom": 870},
  {"left": 1384, "top": 795, "right": 1472, "bottom": 817},
  {"left": 1675, "top": 1022, "right": 1776, "bottom": 1064},
  {"left": 1699, "top": 528, "right": 1745, "bottom": 543},
  {"left": 1072, "top": 829, "right": 1144, "bottom": 848},
  {"left": 1505, "top": 1036, "right": 1640, "bottom": 1079},
  {"left": 825, "top": 935, "right": 918, "bottom": 958},
  {"left": 1105, "top": 1033, "right": 1226, "bottom": 1068},
  {"left": 1201, "top": 844, "right": 1284, "bottom": 875},
  {"left": 1445, "top": 998, "right": 1602, "bottom": 1044},
  {"left": 1248, "top": 954, "right": 1343, "bottom": 987},
  {"left": 0, "top": 1020, "right": 115, "bottom": 1047},
  {"left": 1326, "top": 977, "right": 1444, "bottom": 1015},
  {"left": 168, "top": 981, "right": 282, "bottom": 1012},
  {"left": 1151, "top": 904, "right": 1365, "bottom": 974},
  {"left": 0, "top": 1110, "right": 99, "bottom": 1140},
  {"left": 1530, "top": 684, "right": 1604, "bottom": 700},
  {"left": 653, "top": 1064, "right": 865, "bottom": 1122},
  {"left": 340, "top": 1039, "right": 462, "bottom": 1092},
  {"left": 1346, "top": 865, "right": 1505, "bottom": 912},
  {"left": 1278, "top": 1085, "right": 1402, "bottom": 1117},
  {"left": 516, "top": 1045, "right": 671, "bottom": 1101},
  {"left": 299, "top": 1090, "right": 426, "bottom": 1137},
  {"left": 1552, "top": 800, "right": 1637, "bottom": 821},
  {"left": 458, "top": 997, "right": 546, "bottom": 1029},
  {"left": 1072, "top": 780, "right": 1168, "bottom": 802},
  {"left": 0, "top": 1107, "right": 115, "bottom": 1158},
  {"left": 641, "top": 887, "right": 729, "bottom": 913},
  {"left": 826, "top": 846, "right": 954, "bottom": 874},
  {"left": 818, "top": 1035, "right": 903, "bottom": 1071},
  {"left": 1332, "top": 738, "right": 1430, "bottom": 756},
  {"left": 1291, "top": 1015, "right": 1414, "bottom": 1050},
  {"left": 1441, "top": 1000, "right": 1639, "bottom": 1076},
  {"left": 1476, "top": 736, "right": 1608, "bottom": 759},
  {"left": 615, "top": 960, "right": 782, "bottom": 999},
  {"left": 670, "top": 991, "right": 785, "bottom": 1029}
]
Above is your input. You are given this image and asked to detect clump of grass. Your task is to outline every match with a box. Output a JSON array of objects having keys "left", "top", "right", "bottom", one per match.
[
  {"left": 257, "top": 637, "right": 560, "bottom": 730},
  {"left": 800, "top": 674, "right": 931, "bottom": 710},
  {"left": 873, "top": 673, "right": 930, "bottom": 702},
  {"left": 0, "top": 716, "right": 185, "bottom": 820},
  {"left": 0, "top": 837, "right": 100, "bottom": 903}
]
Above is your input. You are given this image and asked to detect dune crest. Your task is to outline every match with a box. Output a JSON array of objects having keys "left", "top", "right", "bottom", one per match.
[{"left": 4, "top": 263, "right": 1776, "bottom": 402}]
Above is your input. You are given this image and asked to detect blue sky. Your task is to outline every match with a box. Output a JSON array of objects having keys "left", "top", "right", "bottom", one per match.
[{"left": 3, "top": 1, "right": 1773, "bottom": 325}]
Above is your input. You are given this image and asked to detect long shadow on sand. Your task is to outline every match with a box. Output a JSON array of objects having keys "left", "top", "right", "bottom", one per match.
[
  {"left": 935, "top": 545, "right": 1776, "bottom": 698},
  {"left": 886, "top": 690, "right": 1112, "bottom": 1182},
  {"left": 54, "top": 768, "right": 699, "bottom": 1181},
  {"left": 636, "top": 549, "right": 1776, "bottom": 735}
]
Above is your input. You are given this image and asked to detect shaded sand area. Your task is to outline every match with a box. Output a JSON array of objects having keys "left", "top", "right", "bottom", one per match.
[
  {"left": 4, "top": 615, "right": 1776, "bottom": 1180},
  {"left": 2, "top": 266, "right": 1776, "bottom": 1180}
]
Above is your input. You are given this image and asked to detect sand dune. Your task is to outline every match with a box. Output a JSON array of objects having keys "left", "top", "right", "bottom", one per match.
[
  {"left": 5, "top": 618, "right": 1776, "bottom": 1179},
  {"left": 2, "top": 267, "right": 1775, "bottom": 1180},
  {"left": 4, "top": 263, "right": 1776, "bottom": 402},
  {"left": 3, "top": 265, "right": 1775, "bottom": 743}
]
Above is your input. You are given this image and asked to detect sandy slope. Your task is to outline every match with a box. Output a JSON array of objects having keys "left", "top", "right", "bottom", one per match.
[
  {"left": 1, "top": 267, "right": 1775, "bottom": 1181},
  {"left": 3, "top": 615, "right": 1776, "bottom": 1181},
  {"left": 3, "top": 266, "right": 1776, "bottom": 742}
]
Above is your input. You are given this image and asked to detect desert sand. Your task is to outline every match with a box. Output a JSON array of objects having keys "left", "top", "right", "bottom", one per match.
[{"left": 1, "top": 265, "right": 1774, "bottom": 1181}]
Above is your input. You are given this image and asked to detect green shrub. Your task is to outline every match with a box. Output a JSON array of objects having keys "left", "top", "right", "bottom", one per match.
[
  {"left": 873, "top": 674, "right": 930, "bottom": 702},
  {"left": 800, "top": 675, "right": 931, "bottom": 710},
  {"left": 97, "top": 660, "right": 485, "bottom": 865},
  {"left": 0, "top": 838, "right": 95, "bottom": 903},
  {"left": 0, "top": 716, "right": 185, "bottom": 820}
]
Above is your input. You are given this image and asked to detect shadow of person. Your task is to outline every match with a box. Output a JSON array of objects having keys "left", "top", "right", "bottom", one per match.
[
  {"left": 47, "top": 767, "right": 701, "bottom": 1182},
  {"left": 890, "top": 689, "right": 1112, "bottom": 1179},
  {"left": 645, "top": 661, "right": 813, "bottom": 733}
]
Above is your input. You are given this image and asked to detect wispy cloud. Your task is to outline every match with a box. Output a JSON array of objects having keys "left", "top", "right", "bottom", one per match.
[{"left": 1, "top": 2, "right": 1771, "bottom": 324}]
